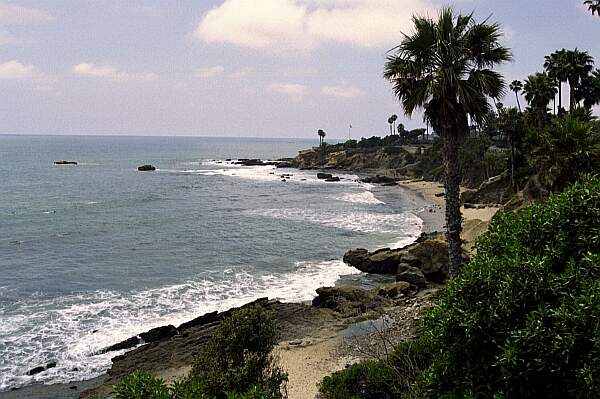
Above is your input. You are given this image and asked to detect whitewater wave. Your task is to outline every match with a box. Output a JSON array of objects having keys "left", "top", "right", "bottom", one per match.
[
  {"left": 0, "top": 260, "right": 360, "bottom": 391},
  {"left": 336, "top": 191, "right": 385, "bottom": 205}
]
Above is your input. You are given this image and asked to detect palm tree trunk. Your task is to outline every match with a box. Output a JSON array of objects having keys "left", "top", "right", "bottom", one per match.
[
  {"left": 569, "top": 79, "right": 575, "bottom": 111},
  {"left": 510, "top": 139, "right": 516, "bottom": 191},
  {"left": 443, "top": 133, "right": 463, "bottom": 278},
  {"left": 515, "top": 92, "right": 521, "bottom": 112},
  {"left": 558, "top": 82, "right": 562, "bottom": 113}
]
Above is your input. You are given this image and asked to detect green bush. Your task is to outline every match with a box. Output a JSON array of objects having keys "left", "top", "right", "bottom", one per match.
[
  {"left": 114, "top": 306, "right": 287, "bottom": 399},
  {"left": 190, "top": 305, "right": 287, "bottom": 398},
  {"left": 416, "top": 175, "right": 600, "bottom": 398}
]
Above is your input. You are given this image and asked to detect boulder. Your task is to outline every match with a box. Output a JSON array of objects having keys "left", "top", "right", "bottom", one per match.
[
  {"left": 139, "top": 325, "right": 178, "bottom": 343},
  {"left": 397, "top": 265, "right": 427, "bottom": 288},
  {"left": 360, "top": 175, "right": 397, "bottom": 184},
  {"left": 325, "top": 176, "right": 341, "bottom": 182},
  {"left": 312, "top": 286, "right": 388, "bottom": 315},
  {"left": 405, "top": 239, "right": 449, "bottom": 282},
  {"left": 343, "top": 248, "right": 400, "bottom": 274},
  {"left": 137, "top": 165, "right": 156, "bottom": 171},
  {"left": 377, "top": 282, "right": 411, "bottom": 298},
  {"left": 100, "top": 336, "right": 141, "bottom": 354},
  {"left": 26, "top": 366, "right": 46, "bottom": 376},
  {"left": 276, "top": 161, "right": 294, "bottom": 168},
  {"left": 178, "top": 311, "right": 219, "bottom": 331},
  {"left": 317, "top": 172, "right": 333, "bottom": 180},
  {"left": 54, "top": 161, "right": 78, "bottom": 165}
]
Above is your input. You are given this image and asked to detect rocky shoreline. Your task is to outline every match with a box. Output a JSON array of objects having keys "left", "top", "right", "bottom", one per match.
[{"left": 2, "top": 151, "right": 496, "bottom": 399}]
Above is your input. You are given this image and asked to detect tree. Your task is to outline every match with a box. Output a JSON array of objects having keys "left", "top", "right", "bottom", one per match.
[
  {"left": 318, "top": 129, "right": 326, "bottom": 147},
  {"left": 584, "top": 0, "right": 600, "bottom": 15},
  {"left": 563, "top": 49, "right": 594, "bottom": 111},
  {"left": 523, "top": 72, "right": 557, "bottom": 128},
  {"left": 544, "top": 49, "right": 568, "bottom": 113},
  {"left": 575, "top": 69, "right": 600, "bottom": 110},
  {"left": 509, "top": 80, "right": 523, "bottom": 112},
  {"left": 388, "top": 114, "right": 398, "bottom": 135},
  {"left": 497, "top": 107, "right": 525, "bottom": 190},
  {"left": 384, "top": 8, "right": 511, "bottom": 277}
]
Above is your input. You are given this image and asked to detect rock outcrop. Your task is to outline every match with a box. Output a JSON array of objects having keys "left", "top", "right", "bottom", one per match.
[
  {"left": 311, "top": 286, "right": 389, "bottom": 315},
  {"left": 137, "top": 165, "right": 156, "bottom": 171},
  {"left": 343, "top": 232, "right": 451, "bottom": 285}
]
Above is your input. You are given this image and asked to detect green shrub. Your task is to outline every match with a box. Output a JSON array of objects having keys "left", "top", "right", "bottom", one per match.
[
  {"left": 114, "top": 306, "right": 287, "bottom": 399},
  {"left": 190, "top": 305, "right": 287, "bottom": 398},
  {"left": 114, "top": 371, "right": 171, "bottom": 399},
  {"left": 319, "top": 360, "right": 399, "bottom": 399},
  {"left": 416, "top": 175, "right": 600, "bottom": 398}
]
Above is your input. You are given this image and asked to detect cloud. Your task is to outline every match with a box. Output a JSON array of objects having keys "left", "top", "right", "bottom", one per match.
[
  {"left": 321, "top": 84, "right": 362, "bottom": 98},
  {"left": 0, "top": 2, "right": 55, "bottom": 25},
  {"left": 0, "top": 60, "right": 39, "bottom": 79},
  {"left": 195, "top": 65, "right": 225, "bottom": 78},
  {"left": 268, "top": 82, "right": 310, "bottom": 100},
  {"left": 72, "top": 63, "right": 159, "bottom": 81},
  {"left": 193, "top": 0, "right": 436, "bottom": 51}
]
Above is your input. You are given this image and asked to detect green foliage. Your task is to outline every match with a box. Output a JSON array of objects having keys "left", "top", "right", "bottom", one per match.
[
  {"left": 190, "top": 306, "right": 287, "bottom": 398},
  {"left": 319, "top": 360, "right": 400, "bottom": 399},
  {"left": 114, "top": 371, "right": 171, "bottom": 399},
  {"left": 415, "top": 175, "right": 600, "bottom": 398},
  {"left": 114, "top": 306, "right": 287, "bottom": 399}
]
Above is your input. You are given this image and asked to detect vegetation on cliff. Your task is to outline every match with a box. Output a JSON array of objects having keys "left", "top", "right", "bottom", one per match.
[{"left": 320, "top": 175, "right": 600, "bottom": 398}]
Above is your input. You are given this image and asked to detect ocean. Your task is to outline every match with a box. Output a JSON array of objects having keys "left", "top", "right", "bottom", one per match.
[{"left": 0, "top": 135, "right": 425, "bottom": 391}]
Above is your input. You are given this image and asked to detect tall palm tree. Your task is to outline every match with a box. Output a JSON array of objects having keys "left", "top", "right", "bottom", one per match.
[
  {"left": 388, "top": 114, "right": 398, "bottom": 135},
  {"left": 575, "top": 69, "right": 600, "bottom": 110},
  {"left": 509, "top": 80, "right": 523, "bottom": 112},
  {"left": 544, "top": 49, "right": 568, "bottom": 113},
  {"left": 584, "top": 0, "right": 600, "bottom": 15},
  {"left": 563, "top": 49, "right": 594, "bottom": 111},
  {"left": 523, "top": 72, "right": 557, "bottom": 128},
  {"left": 498, "top": 107, "right": 524, "bottom": 190},
  {"left": 318, "top": 129, "right": 326, "bottom": 147},
  {"left": 384, "top": 8, "right": 511, "bottom": 277}
]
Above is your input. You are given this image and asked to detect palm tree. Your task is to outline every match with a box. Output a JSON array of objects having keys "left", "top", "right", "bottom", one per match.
[
  {"left": 509, "top": 80, "right": 523, "bottom": 112},
  {"left": 575, "top": 69, "right": 600, "bottom": 110},
  {"left": 544, "top": 49, "right": 568, "bottom": 114},
  {"left": 318, "top": 129, "right": 326, "bottom": 147},
  {"left": 388, "top": 114, "right": 398, "bottom": 135},
  {"left": 563, "top": 49, "right": 594, "bottom": 111},
  {"left": 523, "top": 72, "right": 557, "bottom": 128},
  {"left": 584, "top": 0, "right": 600, "bottom": 15},
  {"left": 384, "top": 8, "right": 511, "bottom": 277},
  {"left": 498, "top": 107, "right": 524, "bottom": 190}
]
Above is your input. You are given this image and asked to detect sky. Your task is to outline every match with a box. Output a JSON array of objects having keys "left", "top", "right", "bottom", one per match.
[{"left": 0, "top": 0, "right": 599, "bottom": 139}]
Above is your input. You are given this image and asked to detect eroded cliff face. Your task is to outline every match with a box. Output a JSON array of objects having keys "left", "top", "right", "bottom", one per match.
[{"left": 292, "top": 147, "right": 422, "bottom": 177}]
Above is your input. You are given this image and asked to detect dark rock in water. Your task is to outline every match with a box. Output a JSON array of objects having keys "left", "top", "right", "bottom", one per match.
[
  {"left": 234, "top": 159, "right": 279, "bottom": 167},
  {"left": 396, "top": 265, "right": 427, "bottom": 288},
  {"left": 26, "top": 366, "right": 46, "bottom": 376},
  {"left": 276, "top": 161, "right": 294, "bottom": 168},
  {"left": 46, "top": 361, "right": 57, "bottom": 369},
  {"left": 137, "top": 165, "right": 156, "bottom": 171},
  {"left": 139, "top": 325, "right": 178, "bottom": 343},
  {"left": 225, "top": 159, "right": 232, "bottom": 162},
  {"left": 360, "top": 175, "right": 397, "bottom": 184},
  {"left": 343, "top": 248, "right": 401, "bottom": 274},
  {"left": 325, "top": 176, "right": 340, "bottom": 182},
  {"left": 381, "top": 182, "right": 398, "bottom": 187},
  {"left": 178, "top": 311, "right": 219, "bottom": 331},
  {"left": 100, "top": 336, "right": 141, "bottom": 354},
  {"left": 54, "top": 160, "right": 78, "bottom": 165},
  {"left": 317, "top": 172, "right": 333, "bottom": 180}
]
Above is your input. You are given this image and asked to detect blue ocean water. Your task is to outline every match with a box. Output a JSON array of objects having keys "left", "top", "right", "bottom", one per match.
[{"left": 0, "top": 135, "right": 425, "bottom": 390}]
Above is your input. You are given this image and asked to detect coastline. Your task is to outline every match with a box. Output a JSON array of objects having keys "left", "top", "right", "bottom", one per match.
[{"left": 1, "top": 174, "right": 496, "bottom": 399}]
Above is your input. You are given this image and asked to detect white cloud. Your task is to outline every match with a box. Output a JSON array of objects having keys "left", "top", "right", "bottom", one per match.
[
  {"left": 230, "top": 67, "right": 253, "bottom": 79},
  {"left": 268, "top": 82, "right": 310, "bottom": 100},
  {"left": 0, "top": 60, "right": 39, "bottom": 79},
  {"left": 72, "top": 63, "right": 159, "bottom": 81},
  {"left": 195, "top": 65, "right": 225, "bottom": 78},
  {"left": 321, "top": 84, "right": 362, "bottom": 98},
  {"left": 0, "top": 2, "right": 55, "bottom": 25},
  {"left": 193, "top": 0, "right": 436, "bottom": 51}
]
